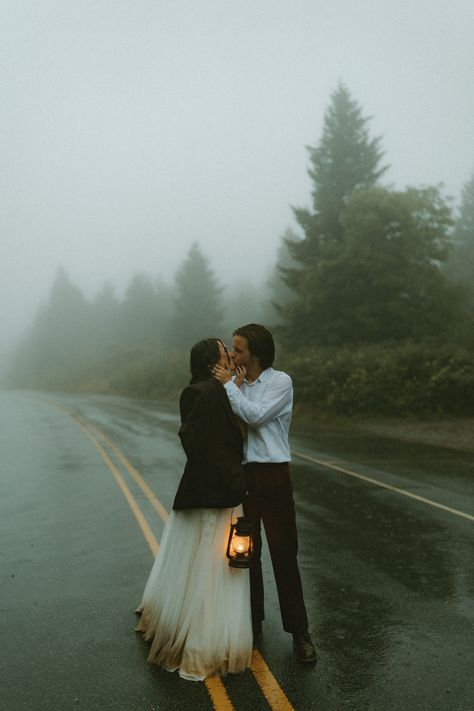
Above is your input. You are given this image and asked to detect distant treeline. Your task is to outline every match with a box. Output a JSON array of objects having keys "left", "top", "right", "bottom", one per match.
[
  {"left": 9, "top": 83, "right": 474, "bottom": 416},
  {"left": 9, "top": 245, "right": 276, "bottom": 398}
]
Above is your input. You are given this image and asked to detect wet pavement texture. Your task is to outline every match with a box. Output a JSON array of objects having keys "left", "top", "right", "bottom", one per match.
[{"left": 0, "top": 391, "right": 473, "bottom": 711}]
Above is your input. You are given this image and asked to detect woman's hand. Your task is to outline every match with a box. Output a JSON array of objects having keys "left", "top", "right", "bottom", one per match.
[
  {"left": 212, "top": 363, "right": 232, "bottom": 384},
  {"left": 212, "top": 364, "right": 247, "bottom": 387}
]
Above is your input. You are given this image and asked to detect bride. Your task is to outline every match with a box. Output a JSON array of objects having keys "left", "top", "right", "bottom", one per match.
[{"left": 135, "top": 338, "right": 252, "bottom": 681}]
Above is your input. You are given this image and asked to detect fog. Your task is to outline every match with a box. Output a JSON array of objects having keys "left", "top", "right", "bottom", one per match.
[{"left": 1, "top": 0, "right": 474, "bottom": 360}]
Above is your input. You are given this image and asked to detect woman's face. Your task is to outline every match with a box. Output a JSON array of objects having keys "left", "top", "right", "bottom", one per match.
[{"left": 216, "top": 341, "right": 230, "bottom": 369}]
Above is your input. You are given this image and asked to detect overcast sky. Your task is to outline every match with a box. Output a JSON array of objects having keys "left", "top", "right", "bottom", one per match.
[{"left": 1, "top": 0, "right": 474, "bottom": 352}]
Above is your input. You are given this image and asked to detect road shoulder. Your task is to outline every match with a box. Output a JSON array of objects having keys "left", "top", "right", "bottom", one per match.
[{"left": 291, "top": 411, "right": 474, "bottom": 454}]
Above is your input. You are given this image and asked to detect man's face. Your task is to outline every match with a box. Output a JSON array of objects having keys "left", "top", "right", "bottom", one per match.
[{"left": 230, "top": 335, "right": 253, "bottom": 368}]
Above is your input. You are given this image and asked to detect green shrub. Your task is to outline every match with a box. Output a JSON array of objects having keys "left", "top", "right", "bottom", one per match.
[{"left": 279, "top": 342, "right": 474, "bottom": 415}]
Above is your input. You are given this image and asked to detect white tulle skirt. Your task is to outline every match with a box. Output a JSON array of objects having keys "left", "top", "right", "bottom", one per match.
[{"left": 135, "top": 506, "right": 252, "bottom": 681}]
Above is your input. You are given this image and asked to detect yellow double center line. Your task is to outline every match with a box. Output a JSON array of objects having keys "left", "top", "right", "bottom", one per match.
[{"left": 48, "top": 401, "right": 293, "bottom": 711}]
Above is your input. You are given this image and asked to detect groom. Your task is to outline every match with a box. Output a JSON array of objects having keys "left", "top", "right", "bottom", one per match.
[{"left": 213, "top": 323, "right": 317, "bottom": 664}]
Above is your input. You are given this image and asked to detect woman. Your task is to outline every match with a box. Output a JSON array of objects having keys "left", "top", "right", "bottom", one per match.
[{"left": 135, "top": 339, "right": 252, "bottom": 681}]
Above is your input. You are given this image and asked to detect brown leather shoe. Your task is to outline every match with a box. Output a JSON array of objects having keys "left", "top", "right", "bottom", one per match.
[{"left": 292, "top": 631, "right": 317, "bottom": 663}]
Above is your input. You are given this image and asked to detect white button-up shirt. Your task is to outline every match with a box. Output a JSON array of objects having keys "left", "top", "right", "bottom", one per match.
[{"left": 224, "top": 367, "right": 293, "bottom": 464}]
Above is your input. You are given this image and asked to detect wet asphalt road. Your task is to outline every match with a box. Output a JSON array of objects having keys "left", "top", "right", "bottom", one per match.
[{"left": 1, "top": 390, "right": 473, "bottom": 711}]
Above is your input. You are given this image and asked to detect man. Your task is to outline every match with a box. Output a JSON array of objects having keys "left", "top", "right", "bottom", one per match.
[{"left": 213, "top": 323, "right": 317, "bottom": 664}]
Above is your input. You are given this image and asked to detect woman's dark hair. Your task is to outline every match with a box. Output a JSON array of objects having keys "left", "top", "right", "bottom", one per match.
[
  {"left": 233, "top": 323, "right": 275, "bottom": 369},
  {"left": 189, "top": 338, "right": 223, "bottom": 383}
]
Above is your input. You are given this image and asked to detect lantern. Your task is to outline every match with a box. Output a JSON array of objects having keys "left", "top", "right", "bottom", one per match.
[{"left": 226, "top": 516, "right": 253, "bottom": 568}]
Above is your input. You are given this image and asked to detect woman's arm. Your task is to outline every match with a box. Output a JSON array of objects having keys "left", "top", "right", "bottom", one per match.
[{"left": 178, "top": 387, "right": 211, "bottom": 460}]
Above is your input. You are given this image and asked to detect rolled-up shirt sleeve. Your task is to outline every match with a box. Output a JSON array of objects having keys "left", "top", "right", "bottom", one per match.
[{"left": 224, "top": 373, "right": 292, "bottom": 427}]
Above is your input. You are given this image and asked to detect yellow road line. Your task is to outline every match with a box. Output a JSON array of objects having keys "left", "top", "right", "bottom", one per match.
[
  {"left": 80, "top": 424, "right": 234, "bottom": 710},
  {"left": 79, "top": 423, "right": 160, "bottom": 556},
  {"left": 45, "top": 401, "right": 235, "bottom": 711},
  {"left": 43, "top": 401, "right": 161, "bottom": 556},
  {"left": 251, "top": 650, "right": 294, "bottom": 710},
  {"left": 292, "top": 450, "right": 474, "bottom": 522},
  {"left": 89, "top": 422, "right": 295, "bottom": 710},
  {"left": 205, "top": 677, "right": 236, "bottom": 711},
  {"left": 87, "top": 422, "right": 297, "bottom": 710},
  {"left": 85, "top": 421, "right": 169, "bottom": 524},
  {"left": 45, "top": 399, "right": 295, "bottom": 711},
  {"left": 45, "top": 400, "right": 169, "bottom": 524}
]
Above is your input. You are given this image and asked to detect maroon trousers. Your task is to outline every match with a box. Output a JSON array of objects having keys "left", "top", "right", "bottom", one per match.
[{"left": 243, "top": 462, "right": 309, "bottom": 633}]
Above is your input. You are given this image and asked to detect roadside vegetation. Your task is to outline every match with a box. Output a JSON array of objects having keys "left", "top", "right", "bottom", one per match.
[{"left": 8, "top": 83, "right": 474, "bottom": 417}]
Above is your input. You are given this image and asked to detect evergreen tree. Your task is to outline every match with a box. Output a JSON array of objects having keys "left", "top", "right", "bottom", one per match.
[
  {"left": 222, "top": 279, "right": 272, "bottom": 340},
  {"left": 281, "top": 84, "right": 388, "bottom": 344},
  {"left": 443, "top": 170, "right": 474, "bottom": 346},
  {"left": 11, "top": 267, "right": 90, "bottom": 388},
  {"left": 120, "top": 273, "right": 168, "bottom": 346},
  {"left": 90, "top": 282, "right": 121, "bottom": 350},
  {"left": 172, "top": 243, "right": 223, "bottom": 347},
  {"left": 288, "top": 186, "right": 458, "bottom": 344},
  {"left": 290, "top": 83, "right": 387, "bottom": 260},
  {"left": 445, "top": 171, "right": 474, "bottom": 289},
  {"left": 266, "top": 229, "right": 299, "bottom": 325},
  {"left": 154, "top": 275, "right": 175, "bottom": 328},
  {"left": 456, "top": 172, "right": 474, "bottom": 243}
]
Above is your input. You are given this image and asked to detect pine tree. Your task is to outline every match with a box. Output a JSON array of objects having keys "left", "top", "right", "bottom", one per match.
[
  {"left": 456, "top": 172, "right": 474, "bottom": 243},
  {"left": 172, "top": 243, "right": 223, "bottom": 348},
  {"left": 266, "top": 229, "right": 299, "bottom": 325},
  {"left": 222, "top": 279, "right": 272, "bottom": 340},
  {"left": 120, "top": 273, "right": 168, "bottom": 346},
  {"left": 280, "top": 83, "right": 388, "bottom": 343},
  {"left": 290, "top": 83, "right": 387, "bottom": 260},
  {"left": 445, "top": 171, "right": 474, "bottom": 288},
  {"left": 89, "top": 282, "right": 121, "bottom": 350},
  {"left": 10, "top": 267, "right": 90, "bottom": 388},
  {"left": 318, "top": 186, "right": 457, "bottom": 343}
]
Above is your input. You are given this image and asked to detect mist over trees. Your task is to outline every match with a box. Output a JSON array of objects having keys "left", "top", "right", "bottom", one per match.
[
  {"left": 445, "top": 172, "right": 474, "bottom": 309},
  {"left": 292, "top": 83, "right": 388, "bottom": 252},
  {"left": 9, "top": 244, "right": 272, "bottom": 397},
  {"left": 285, "top": 185, "right": 458, "bottom": 344},
  {"left": 9, "top": 84, "right": 474, "bottom": 415},
  {"left": 172, "top": 243, "right": 224, "bottom": 347},
  {"left": 12, "top": 269, "right": 91, "bottom": 390},
  {"left": 278, "top": 84, "right": 458, "bottom": 346}
]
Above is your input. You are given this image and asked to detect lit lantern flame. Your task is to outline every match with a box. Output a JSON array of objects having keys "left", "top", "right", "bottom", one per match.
[
  {"left": 226, "top": 516, "right": 253, "bottom": 568},
  {"left": 231, "top": 535, "right": 250, "bottom": 555}
]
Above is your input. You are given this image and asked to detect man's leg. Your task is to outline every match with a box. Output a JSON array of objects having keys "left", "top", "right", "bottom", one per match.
[
  {"left": 244, "top": 462, "right": 316, "bottom": 662},
  {"left": 259, "top": 463, "right": 309, "bottom": 633},
  {"left": 242, "top": 469, "right": 265, "bottom": 634}
]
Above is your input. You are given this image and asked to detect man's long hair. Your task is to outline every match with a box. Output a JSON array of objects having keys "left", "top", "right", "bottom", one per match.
[
  {"left": 189, "top": 338, "right": 222, "bottom": 383},
  {"left": 233, "top": 324, "right": 275, "bottom": 369}
]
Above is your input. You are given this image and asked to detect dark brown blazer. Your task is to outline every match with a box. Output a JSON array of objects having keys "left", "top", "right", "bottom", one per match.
[{"left": 172, "top": 376, "right": 246, "bottom": 510}]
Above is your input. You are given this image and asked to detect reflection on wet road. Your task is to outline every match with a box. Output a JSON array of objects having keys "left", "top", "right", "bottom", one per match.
[
  {"left": 1, "top": 391, "right": 473, "bottom": 711},
  {"left": 290, "top": 428, "right": 474, "bottom": 710}
]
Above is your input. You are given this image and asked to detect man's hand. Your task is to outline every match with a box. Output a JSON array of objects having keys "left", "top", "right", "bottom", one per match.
[
  {"left": 234, "top": 365, "right": 247, "bottom": 387},
  {"left": 212, "top": 363, "right": 232, "bottom": 384}
]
